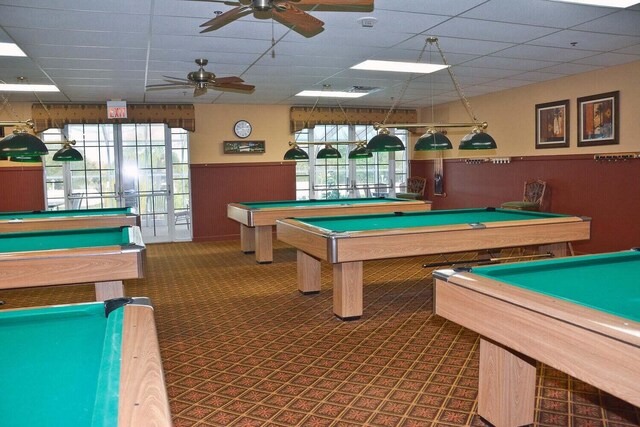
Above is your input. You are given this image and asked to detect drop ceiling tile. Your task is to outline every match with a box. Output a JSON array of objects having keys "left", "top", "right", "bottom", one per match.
[
  {"left": 375, "top": 0, "right": 489, "bottom": 16},
  {"left": 572, "top": 9, "right": 640, "bottom": 36},
  {"left": 7, "top": 28, "right": 149, "bottom": 49},
  {"left": 540, "top": 62, "right": 603, "bottom": 74},
  {"left": 0, "top": 0, "right": 151, "bottom": 13},
  {"left": 573, "top": 51, "right": 640, "bottom": 66},
  {"left": 429, "top": 17, "right": 559, "bottom": 44},
  {"left": 496, "top": 44, "right": 595, "bottom": 61},
  {"left": 37, "top": 58, "right": 146, "bottom": 71},
  {"left": 462, "top": 55, "right": 559, "bottom": 71},
  {"left": 460, "top": 0, "right": 613, "bottom": 27},
  {"left": 511, "top": 71, "right": 567, "bottom": 82},
  {"left": 394, "top": 36, "right": 516, "bottom": 56},
  {"left": 0, "top": 6, "right": 150, "bottom": 33},
  {"left": 528, "top": 29, "right": 640, "bottom": 51},
  {"left": 615, "top": 43, "right": 640, "bottom": 54}
]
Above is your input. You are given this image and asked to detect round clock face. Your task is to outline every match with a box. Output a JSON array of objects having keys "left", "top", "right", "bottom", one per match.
[{"left": 234, "top": 120, "right": 252, "bottom": 138}]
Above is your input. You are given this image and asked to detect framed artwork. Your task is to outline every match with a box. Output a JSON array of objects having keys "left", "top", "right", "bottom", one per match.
[
  {"left": 535, "top": 99, "right": 569, "bottom": 149},
  {"left": 577, "top": 91, "right": 619, "bottom": 147},
  {"left": 223, "top": 140, "right": 266, "bottom": 154}
]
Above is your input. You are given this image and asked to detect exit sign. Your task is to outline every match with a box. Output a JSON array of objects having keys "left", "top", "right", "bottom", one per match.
[{"left": 107, "top": 100, "right": 127, "bottom": 119}]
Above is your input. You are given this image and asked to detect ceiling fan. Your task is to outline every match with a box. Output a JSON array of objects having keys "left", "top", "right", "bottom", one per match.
[
  {"left": 193, "top": 0, "right": 374, "bottom": 38},
  {"left": 145, "top": 59, "right": 255, "bottom": 97}
]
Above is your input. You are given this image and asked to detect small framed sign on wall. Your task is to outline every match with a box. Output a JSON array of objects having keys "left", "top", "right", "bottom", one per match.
[{"left": 223, "top": 140, "right": 266, "bottom": 154}]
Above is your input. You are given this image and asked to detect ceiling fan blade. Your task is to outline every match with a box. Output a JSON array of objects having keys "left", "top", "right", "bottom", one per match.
[
  {"left": 200, "top": 6, "right": 252, "bottom": 32},
  {"left": 146, "top": 83, "right": 192, "bottom": 90},
  {"left": 194, "top": 86, "right": 207, "bottom": 97},
  {"left": 161, "top": 75, "right": 190, "bottom": 83},
  {"left": 213, "top": 76, "right": 244, "bottom": 84},
  {"left": 291, "top": 0, "right": 373, "bottom": 11},
  {"left": 187, "top": 0, "right": 244, "bottom": 4},
  {"left": 272, "top": 3, "right": 324, "bottom": 36},
  {"left": 214, "top": 82, "right": 255, "bottom": 93}
]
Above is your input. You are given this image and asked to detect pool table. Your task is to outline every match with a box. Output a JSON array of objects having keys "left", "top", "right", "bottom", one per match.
[
  {"left": 0, "top": 297, "right": 172, "bottom": 427},
  {"left": 0, "top": 207, "right": 139, "bottom": 233},
  {"left": 276, "top": 208, "right": 591, "bottom": 320},
  {"left": 0, "top": 226, "right": 145, "bottom": 302},
  {"left": 228, "top": 197, "right": 431, "bottom": 263},
  {"left": 434, "top": 249, "right": 640, "bottom": 427}
]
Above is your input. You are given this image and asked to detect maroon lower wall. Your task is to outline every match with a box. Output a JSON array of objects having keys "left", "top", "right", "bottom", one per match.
[
  {"left": 191, "top": 162, "right": 296, "bottom": 241},
  {"left": 410, "top": 155, "right": 640, "bottom": 254},
  {"left": 0, "top": 166, "right": 46, "bottom": 212}
]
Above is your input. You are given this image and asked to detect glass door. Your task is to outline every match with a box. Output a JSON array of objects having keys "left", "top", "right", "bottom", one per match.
[{"left": 43, "top": 124, "right": 191, "bottom": 243}]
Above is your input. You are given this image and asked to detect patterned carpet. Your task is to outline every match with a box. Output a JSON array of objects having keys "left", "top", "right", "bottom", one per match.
[{"left": 2, "top": 240, "right": 639, "bottom": 426}]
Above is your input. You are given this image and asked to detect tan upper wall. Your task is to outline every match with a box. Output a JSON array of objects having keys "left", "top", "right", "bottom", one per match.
[
  {"left": 414, "top": 59, "right": 640, "bottom": 159},
  {"left": 191, "top": 104, "right": 291, "bottom": 164}
]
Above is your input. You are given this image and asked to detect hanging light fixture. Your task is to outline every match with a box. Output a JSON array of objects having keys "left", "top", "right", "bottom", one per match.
[
  {"left": 9, "top": 155, "right": 42, "bottom": 163},
  {"left": 381, "top": 37, "right": 497, "bottom": 151},
  {"left": 0, "top": 120, "right": 49, "bottom": 157},
  {"left": 367, "top": 126, "right": 405, "bottom": 152},
  {"left": 415, "top": 129, "right": 453, "bottom": 151},
  {"left": 348, "top": 141, "right": 372, "bottom": 159},
  {"left": 284, "top": 141, "right": 310, "bottom": 160},
  {"left": 52, "top": 140, "right": 83, "bottom": 161},
  {"left": 316, "top": 144, "right": 341, "bottom": 159}
]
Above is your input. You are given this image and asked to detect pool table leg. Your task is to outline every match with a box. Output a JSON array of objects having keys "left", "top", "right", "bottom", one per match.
[
  {"left": 255, "top": 225, "right": 273, "bottom": 264},
  {"left": 297, "top": 250, "right": 321, "bottom": 294},
  {"left": 240, "top": 224, "right": 255, "bottom": 253},
  {"left": 333, "top": 261, "right": 363, "bottom": 321},
  {"left": 95, "top": 281, "right": 125, "bottom": 301},
  {"left": 478, "top": 338, "right": 536, "bottom": 427}
]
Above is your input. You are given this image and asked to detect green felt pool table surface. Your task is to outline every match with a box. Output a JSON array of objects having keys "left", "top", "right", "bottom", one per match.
[
  {"left": 0, "top": 299, "right": 172, "bottom": 427},
  {"left": 0, "top": 227, "right": 133, "bottom": 253},
  {"left": 294, "top": 207, "right": 573, "bottom": 232},
  {"left": 238, "top": 197, "right": 421, "bottom": 209},
  {"left": 0, "top": 207, "right": 134, "bottom": 220},
  {"left": 0, "top": 302, "right": 124, "bottom": 427},
  {"left": 468, "top": 249, "right": 640, "bottom": 322}
]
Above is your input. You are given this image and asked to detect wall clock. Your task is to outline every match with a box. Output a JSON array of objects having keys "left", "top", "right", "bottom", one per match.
[{"left": 234, "top": 120, "right": 252, "bottom": 139}]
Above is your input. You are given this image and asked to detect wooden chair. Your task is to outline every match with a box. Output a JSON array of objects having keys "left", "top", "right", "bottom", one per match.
[
  {"left": 397, "top": 177, "right": 427, "bottom": 200},
  {"left": 501, "top": 180, "right": 546, "bottom": 211}
]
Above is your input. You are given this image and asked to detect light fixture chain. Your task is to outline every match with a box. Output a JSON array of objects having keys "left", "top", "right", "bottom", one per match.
[
  {"left": 430, "top": 37, "right": 479, "bottom": 124},
  {"left": 382, "top": 39, "right": 430, "bottom": 125}
]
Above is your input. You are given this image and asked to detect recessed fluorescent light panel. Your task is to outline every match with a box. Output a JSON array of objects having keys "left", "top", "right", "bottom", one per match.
[
  {"left": 0, "top": 42, "right": 26, "bottom": 57},
  {"left": 351, "top": 60, "right": 449, "bottom": 74},
  {"left": 296, "top": 90, "right": 367, "bottom": 98},
  {"left": 550, "top": 0, "right": 638, "bottom": 7},
  {"left": 0, "top": 84, "right": 59, "bottom": 92}
]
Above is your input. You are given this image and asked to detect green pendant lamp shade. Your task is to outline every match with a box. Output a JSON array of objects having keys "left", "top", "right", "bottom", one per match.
[
  {"left": 0, "top": 131, "right": 49, "bottom": 157},
  {"left": 415, "top": 130, "right": 453, "bottom": 151},
  {"left": 0, "top": 154, "right": 8, "bottom": 161},
  {"left": 459, "top": 130, "right": 497, "bottom": 150},
  {"left": 366, "top": 128, "right": 405, "bottom": 152},
  {"left": 53, "top": 145, "right": 84, "bottom": 161},
  {"left": 10, "top": 155, "right": 42, "bottom": 163},
  {"left": 317, "top": 144, "right": 341, "bottom": 159},
  {"left": 284, "top": 143, "right": 309, "bottom": 160},
  {"left": 348, "top": 142, "right": 372, "bottom": 159}
]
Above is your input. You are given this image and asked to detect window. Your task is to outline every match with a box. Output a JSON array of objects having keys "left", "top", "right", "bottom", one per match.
[{"left": 294, "top": 124, "right": 408, "bottom": 200}]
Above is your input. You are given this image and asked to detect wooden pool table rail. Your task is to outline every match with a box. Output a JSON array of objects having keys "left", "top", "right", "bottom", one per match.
[
  {"left": 119, "top": 303, "right": 172, "bottom": 426},
  {"left": 277, "top": 214, "right": 591, "bottom": 320},
  {"left": 228, "top": 199, "right": 432, "bottom": 263},
  {"left": 0, "top": 228, "right": 145, "bottom": 301},
  {"left": 434, "top": 270, "right": 640, "bottom": 426},
  {"left": 0, "top": 212, "right": 140, "bottom": 233}
]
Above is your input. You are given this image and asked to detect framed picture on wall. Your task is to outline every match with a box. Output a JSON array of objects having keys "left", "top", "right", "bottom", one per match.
[
  {"left": 223, "top": 140, "right": 266, "bottom": 154},
  {"left": 578, "top": 91, "right": 619, "bottom": 147},
  {"left": 535, "top": 99, "right": 569, "bottom": 149}
]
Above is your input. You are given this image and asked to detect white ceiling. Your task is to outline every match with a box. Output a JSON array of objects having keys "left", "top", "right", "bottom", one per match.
[{"left": 0, "top": 0, "right": 639, "bottom": 108}]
